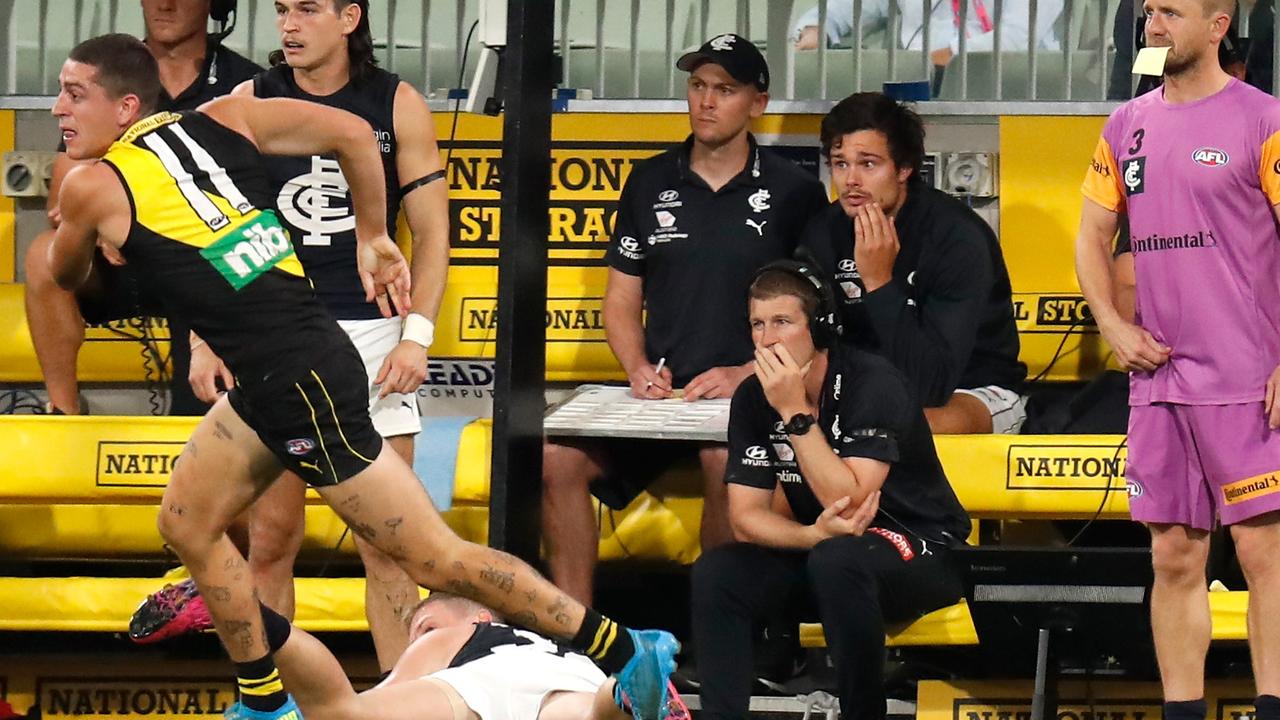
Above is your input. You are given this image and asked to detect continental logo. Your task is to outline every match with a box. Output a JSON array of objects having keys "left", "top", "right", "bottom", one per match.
[
  {"left": 1012, "top": 293, "right": 1098, "bottom": 334},
  {"left": 36, "top": 677, "right": 234, "bottom": 717},
  {"left": 954, "top": 699, "right": 1160, "bottom": 720},
  {"left": 95, "top": 441, "right": 184, "bottom": 487},
  {"left": 1222, "top": 470, "right": 1280, "bottom": 506},
  {"left": 1006, "top": 443, "right": 1127, "bottom": 491},
  {"left": 458, "top": 297, "right": 606, "bottom": 343}
]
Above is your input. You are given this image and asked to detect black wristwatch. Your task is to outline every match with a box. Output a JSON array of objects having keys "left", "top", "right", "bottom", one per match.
[{"left": 783, "top": 412, "right": 817, "bottom": 436}]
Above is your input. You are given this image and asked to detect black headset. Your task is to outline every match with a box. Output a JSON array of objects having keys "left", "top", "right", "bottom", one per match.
[
  {"left": 210, "top": 0, "right": 237, "bottom": 40},
  {"left": 750, "top": 252, "right": 843, "bottom": 349}
]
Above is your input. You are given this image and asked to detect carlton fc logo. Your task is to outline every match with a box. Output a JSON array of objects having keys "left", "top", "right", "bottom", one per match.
[{"left": 1192, "top": 148, "right": 1229, "bottom": 167}]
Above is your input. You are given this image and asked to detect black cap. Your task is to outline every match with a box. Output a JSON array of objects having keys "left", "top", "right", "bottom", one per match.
[{"left": 676, "top": 33, "right": 769, "bottom": 92}]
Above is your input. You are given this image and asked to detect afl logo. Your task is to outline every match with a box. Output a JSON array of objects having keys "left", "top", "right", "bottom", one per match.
[
  {"left": 1192, "top": 148, "right": 1229, "bottom": 167},
  {"left": 745, "top": 446, "right": 768, "bottom": 460},
  {"left": 286, "top": 438, "right": 316, "bottom": 456},
  {"left": 658, "top": 189, "right": 679, "bottom": 202},
  {"left": 619, "top": 236, "right": 640, "bottom": 252},
  {"left": 838, "top": 259, "right": 857, "bottom": 273},
  {"left": 278, "top": 156, "right": 355, "bottom": 247}
]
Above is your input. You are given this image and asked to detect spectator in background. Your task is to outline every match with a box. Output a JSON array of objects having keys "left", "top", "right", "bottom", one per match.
[
  {"left": 23, "top": 0, "right": 260, "bottom": 416},
  {"left": 541, "top": 34, "right": 828, "bottom": 605},
  {"left": 793, "top": 0, "right": 1064, "bottom": 68},
  {"left": 128, "top": 0, "right": 449, "bottom": 677},
  {"left": 692, "top": 260, "right": 969, "bottom": 720},
  {"left": 800, "top": 93, "right": 1027, "bottom": 434}
]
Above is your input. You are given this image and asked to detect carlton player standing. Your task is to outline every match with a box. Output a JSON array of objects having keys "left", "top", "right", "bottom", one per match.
[{"left": 1075, "top": 2, "right": 1280, "bottom": 719}]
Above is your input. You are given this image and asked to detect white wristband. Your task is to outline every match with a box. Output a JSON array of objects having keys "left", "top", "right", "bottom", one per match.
[{"left": 402, "top": 313, "right": 434, "bottom": 349}]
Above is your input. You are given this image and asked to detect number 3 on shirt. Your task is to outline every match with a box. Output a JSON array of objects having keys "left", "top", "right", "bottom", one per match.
[{"left": 1128, "top": 129, "right": 1145, "bottom": 155}]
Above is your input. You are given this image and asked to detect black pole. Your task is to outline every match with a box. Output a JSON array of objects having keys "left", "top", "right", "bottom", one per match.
[{"left": 489, "top": 0, "right": 554, "bottom": 557}]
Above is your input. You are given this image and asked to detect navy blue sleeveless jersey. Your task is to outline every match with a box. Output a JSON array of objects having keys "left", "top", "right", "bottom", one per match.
[{"left": 254, "top": 64, "right": 402, "bottom": 320}]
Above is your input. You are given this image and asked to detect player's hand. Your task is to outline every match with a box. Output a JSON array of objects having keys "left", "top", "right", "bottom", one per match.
[
  {"left": 47, "top": 204, "right": 62, "bottom": 229},
  {"left": 853, "top": 201, "right": 899, "bottom": 292},
  {"left": 375, "top": 340, "right": 429, "bottom": 399},
  {"left": 357, "top": 233, "right": 412, "bottom": 318},
  {"left": 813, "top": 491, "right": 880, "bottom": 541},
  {"left": 188, "top": 341, "right": 234, "bottom": 403},
  {"left": 97, "top": 238, "right": 126, "bottom": 267},
  {"left": 1265, "top": 364, "right": 1280, "bottom": 430},
  {"left": 1097, "top": 316, "right": 1171, "bottom": 373},
  {"left": 794, "top": 25, "right": 821, "bottom": 50},
  {"left": 628, "top": 362, "right": 673, "bottom": 399},
  {"left": 754, "top": 343, "right": 808, "bottom": 418},
  {"left": 683, "top": 364, "right": 752, "bottom": 402}
]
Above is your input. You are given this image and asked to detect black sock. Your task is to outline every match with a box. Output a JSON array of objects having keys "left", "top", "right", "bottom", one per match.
[
  {"left": 235, "top": 654, "right": 287, "bottom": 712},
  {"left": 571, "top": 609, "right": 636, "bottom": 674},
  {"left": 1164, "top": 699, "right": 1207, "bottom": 720},
  {"left": 1257, "top": 695, "right": 1280, "bottom": 720},
  {"left": 258, "top": 603, "right": 293, "bottom": 654}
]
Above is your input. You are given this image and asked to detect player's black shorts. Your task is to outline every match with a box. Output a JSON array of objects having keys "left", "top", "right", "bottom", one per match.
[{"left": 228, "top": 337, "right": 383, "bottom": 487}]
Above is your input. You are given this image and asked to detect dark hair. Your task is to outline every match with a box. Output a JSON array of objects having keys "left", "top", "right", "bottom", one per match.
[
  {"left": 68, "top": 34, "right": 162, "bottom": 115},
  {"left": 820, "top": 92, "right": 926, "bottom": 176},
  {"left": 748, "top": 268, "right": 821, "bottom": 322},
  {"left": 268, "top": 0, "right": 379, "bottom": 81}
]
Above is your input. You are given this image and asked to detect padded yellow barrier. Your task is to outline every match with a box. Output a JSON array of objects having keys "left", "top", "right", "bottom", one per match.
[
  {"left": 0, "top": 416, "right": 1129, "bottom": 519},
  {"left": 800, "top": 590, "right": 1248, "bottom": 648}
]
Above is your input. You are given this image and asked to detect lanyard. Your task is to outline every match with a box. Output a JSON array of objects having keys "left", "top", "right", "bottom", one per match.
[{"left": 950, "top": 0, "right": 993, "bottom": 33}]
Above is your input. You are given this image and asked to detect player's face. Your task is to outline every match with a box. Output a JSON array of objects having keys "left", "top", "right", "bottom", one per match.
[
  {"left": 275, "top": 0, "right": 359, "bottom": 73},
  {"left": 750, "top": 294, "right": 817, "bottom": 367},
  {"left": 53, "top": 61, "right": 134, "bottom": 160},
  {"left": 1143, "top": 0, "right": 1226, "bottom": 76},
  {"left": 685, "top": 63, "right": 767, "bottom": 149},
  {"left": 408, "top": 601, "right": 486, "bottom": 644},
  {"left": 141, "top": 0, "right": 211, "bottom": 46},
  {"left": 828, "top": 130, "right": 912, "bottom": 219}
]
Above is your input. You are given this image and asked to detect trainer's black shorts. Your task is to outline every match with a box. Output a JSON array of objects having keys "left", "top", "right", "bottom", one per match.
[
  {"left": 228, "top": 338, "right": 383, "bottom": 487},
  {"left": 551, "top": 437, "right": 708, "bottom": 511}
]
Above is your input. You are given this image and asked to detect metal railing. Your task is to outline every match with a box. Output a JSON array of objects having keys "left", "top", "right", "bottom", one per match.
[{"left": 2, "top": 0, "right": 1275, "bottom": 103}]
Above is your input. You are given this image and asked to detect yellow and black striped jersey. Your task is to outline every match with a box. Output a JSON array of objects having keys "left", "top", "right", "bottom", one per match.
[{"left": 104, "top": 111, "right": 348, "bottom": 392}]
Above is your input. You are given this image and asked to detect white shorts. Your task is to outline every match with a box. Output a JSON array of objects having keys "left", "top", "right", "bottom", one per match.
[
  {"left": 954, "top": 384, "right": 1028, "bottom": 434},
  {"left": 429, "top": 644, "right": 606, "bottom": 720},
  {"left": 337, "top": 317, "right": 422, "bottom": 438}
]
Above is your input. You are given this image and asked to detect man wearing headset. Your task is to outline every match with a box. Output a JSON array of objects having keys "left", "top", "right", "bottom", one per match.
[
  {"left": 23, "top": 0, "right": 260, "bottom": 416},
  {"left": 690, "top": 259, "right": 970, "bottom": 720}
]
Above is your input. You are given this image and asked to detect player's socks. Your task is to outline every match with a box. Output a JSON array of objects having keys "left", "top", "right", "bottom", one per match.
[
  {"left": 1256, "top": 695, "right": 1280, "bottom": 720},
  {"left": 235, "top": 655, "right": 288, "bottom": 713},
  {"left": 1163, "top": 699, "right": 1207, "bottom": 720},
  {"left": 570, "top": 609, "right": 636, "bottom": 673},
  {"left": 258, "top": 603, "right": 292, "bottom": 654}
]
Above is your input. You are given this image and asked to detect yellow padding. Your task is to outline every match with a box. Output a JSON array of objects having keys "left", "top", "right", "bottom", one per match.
[{"left": 799, "top": 591, "right": 1249, "bottom": 648}]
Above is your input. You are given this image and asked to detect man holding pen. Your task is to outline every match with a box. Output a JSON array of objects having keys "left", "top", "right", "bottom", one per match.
[{"left": 541, "top": 34, "right": 827, "bottom": 605}]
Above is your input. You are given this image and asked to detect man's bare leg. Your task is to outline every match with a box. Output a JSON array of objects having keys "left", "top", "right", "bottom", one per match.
[
  {"left": 542, "top": 440, "right": 607, "bottom": 605},
  {"left": 24, "top": 230, "right": 87, "bottom": 414},
  {"left": 1231, "top": 513, "right": 1280, "bottom": 695},
  {"left": 359, "top": 433, "right": 421, "bottom": 671},
  {"left": 156, "top": 396, "right": 286, "bottom": 663},
  {"left": 248, "top": 473, "right": 307, "bottom": 617},
  {"left": 1149, "top": 523, "right": 1211, "bottom": 701},
  {"left": 697, "top": 445, "right": 732, "bottom": 551},
  {"left": 923, "top": 393, "right": 993, "bottom": 435}
]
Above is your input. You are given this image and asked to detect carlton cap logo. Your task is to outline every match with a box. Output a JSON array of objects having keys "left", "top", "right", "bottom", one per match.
[
  {"left": 745, "top": 445, "right": 768, "bottom": 460},
  {"left": 1192, "top": 147, "right": 1229, "bottom": 167},
  {"left": 709, "top": 34, "right": 736, "bottom": 51}
]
